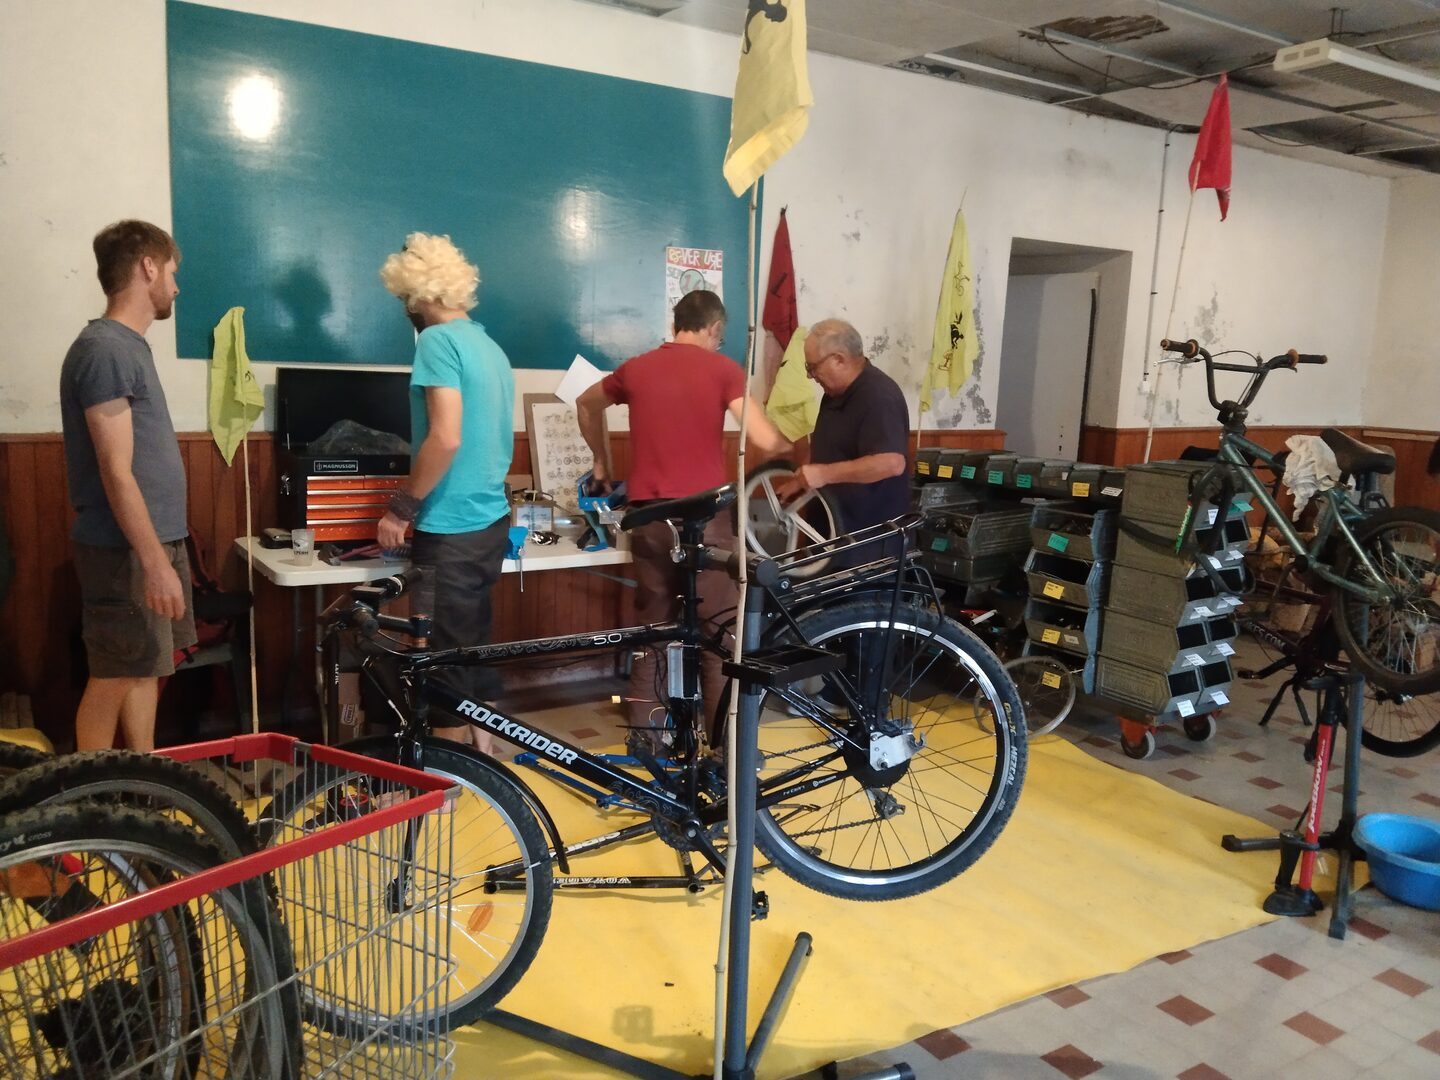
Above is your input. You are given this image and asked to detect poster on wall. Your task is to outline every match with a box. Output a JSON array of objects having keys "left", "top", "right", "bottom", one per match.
[
  {"left": 524, "top": 394, "right": 608, "bottom": 512},
  {"left": 665, "top": 246, "right": 724, "bottom": 328}
]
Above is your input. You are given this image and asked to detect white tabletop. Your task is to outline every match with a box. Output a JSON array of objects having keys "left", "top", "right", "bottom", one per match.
[{"left": 234, "top": 536, "right": 632, "bottom": 588}]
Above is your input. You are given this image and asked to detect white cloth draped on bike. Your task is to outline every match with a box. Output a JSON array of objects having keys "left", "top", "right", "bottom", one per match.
[{"left": 1282, "top": 434, "right": 1345, "bottom": 519}]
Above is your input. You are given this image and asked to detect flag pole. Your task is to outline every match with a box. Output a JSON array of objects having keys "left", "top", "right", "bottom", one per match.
[
  {"left": 713, "top": 177, "right": 760, "bottom": 1078},
  {"left": 1142, "top": 185, "right": 1196, "bottom": 464},
  {"left": 242, "top": 435, "right": 260, "bottom": 733}
]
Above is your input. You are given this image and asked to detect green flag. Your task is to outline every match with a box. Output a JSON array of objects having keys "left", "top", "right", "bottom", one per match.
[
  {"left": 209, "top": 306, "right": 264, "bottom": 465},
  {"left": 920, "top": 209, "right": 979, "bottom": 414},
  {"left": 765, "top": 324, "right": 819, "bottom": 441}
]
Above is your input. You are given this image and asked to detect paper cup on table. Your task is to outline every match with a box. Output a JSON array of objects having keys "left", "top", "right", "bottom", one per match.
[{"left": 291, "top": 527, "right": 316, "bottom": 565}]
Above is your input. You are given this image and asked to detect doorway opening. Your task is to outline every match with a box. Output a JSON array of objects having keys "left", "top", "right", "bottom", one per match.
[{"left": 997, "top": 239, "right": 1132, "bottom": 460}]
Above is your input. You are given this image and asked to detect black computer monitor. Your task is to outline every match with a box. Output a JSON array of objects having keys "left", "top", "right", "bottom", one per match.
[{"left": 275, "top": 367, "right": 412, "bottom": 450}]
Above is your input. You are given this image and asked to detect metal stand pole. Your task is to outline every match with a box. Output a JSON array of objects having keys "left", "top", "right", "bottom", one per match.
[{"left": 1328, "top": 671, "right": 1365, "bottom": 939}]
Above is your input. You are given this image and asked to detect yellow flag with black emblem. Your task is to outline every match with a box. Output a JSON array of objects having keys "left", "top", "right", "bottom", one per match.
[
  {"left": 723, "top": 0, "right": 813, "bottom": 196},
  {"left": 920, "top": 209, "right": 979, "bottom": 414}
]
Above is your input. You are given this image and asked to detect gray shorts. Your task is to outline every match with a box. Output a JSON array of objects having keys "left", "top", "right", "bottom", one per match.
[{"left": 75, "top": 540, "right": 197, "bottom": 679}]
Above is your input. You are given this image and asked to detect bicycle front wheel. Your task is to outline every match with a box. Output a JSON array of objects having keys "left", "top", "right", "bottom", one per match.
[
  {"left": 753, "top": 599, "right": 1027, "bottom": 901},
  {"left": 1357, "top": 679, "right": 1440, "bottom": 758},
  {"left": 258, "top": 736, "right": 553, "bottom": 1031},
  {"left": 1332, "top": 507, "right": 1440, "bottom": 696}
]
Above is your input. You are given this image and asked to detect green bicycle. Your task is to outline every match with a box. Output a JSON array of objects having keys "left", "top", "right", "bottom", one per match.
[{"left": 1149, "top": 338, "right": 1439, "bottom": 697}]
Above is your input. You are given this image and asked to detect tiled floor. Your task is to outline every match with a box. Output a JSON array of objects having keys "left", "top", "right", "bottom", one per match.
[{"left": 814, "top": 636, "right": 1440, "bottom": 1080}]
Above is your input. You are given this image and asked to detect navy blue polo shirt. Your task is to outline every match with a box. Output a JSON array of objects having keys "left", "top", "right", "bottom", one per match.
[{"left": 810, "top": 363, "right": 911, "bottom": 532}]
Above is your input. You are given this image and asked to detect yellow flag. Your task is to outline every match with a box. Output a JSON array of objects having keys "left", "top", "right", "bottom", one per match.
[
  {"left": 208, "top": 307, "right": 264, "bottom": 466},
  {"left": 723, "top": 0, "right": 813, "bottom": 196},
  {"left": 765, "top": 324, "right": 818, "bottom": 441},
  {"left": 920, "top": 209, "right": 979, "bottom": 414}
]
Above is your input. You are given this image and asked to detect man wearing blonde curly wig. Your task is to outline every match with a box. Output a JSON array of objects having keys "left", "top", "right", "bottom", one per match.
[{"left": 377, "top": 233, "right": 514, "bottom": 750}]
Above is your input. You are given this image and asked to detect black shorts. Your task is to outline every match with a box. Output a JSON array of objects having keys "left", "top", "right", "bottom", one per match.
[{"left": 409, "top": 518, "right": 509, "bottom": 725}]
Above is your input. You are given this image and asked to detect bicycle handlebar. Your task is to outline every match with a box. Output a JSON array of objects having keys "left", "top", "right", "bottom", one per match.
[{"left": 1157, "top": 339, "right": 1327, "bottom": 418}]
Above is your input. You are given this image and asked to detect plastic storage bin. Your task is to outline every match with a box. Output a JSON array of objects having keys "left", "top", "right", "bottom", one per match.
[
  {"left": 1106, "top": 563, "right": 1244, "bottom": 626},
  {"left": 1024, "top": 598, "right": 1102, "bottom": 657},
  {"left": 1031, "top": 504, "right": 1117, "bottom": 563},
  {"left": 1352, "top": 814, "right": 1440, "bottom": 911},
  {"left": 1025, "top": 550, "right": 1110, "bottom": 610}
]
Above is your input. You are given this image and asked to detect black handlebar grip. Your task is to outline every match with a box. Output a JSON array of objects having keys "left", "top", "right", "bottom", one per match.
[
  {"left": 1296, "top": 353, "right": 1328, "bottom": 365},
  {"left": 1159, "top": 338, "right": 1200, "bottom": 358},
  {"left": 373, "top": 568, "right": 423, "bottom": 601}
]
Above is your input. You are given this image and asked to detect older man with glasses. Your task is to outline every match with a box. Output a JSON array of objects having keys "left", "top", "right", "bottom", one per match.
[{"left": 779, "top": 318, "right": 911, "bottom": 561}]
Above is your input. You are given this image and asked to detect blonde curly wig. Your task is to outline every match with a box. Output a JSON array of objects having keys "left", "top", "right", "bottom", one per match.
[{"left": 379, "top": 232, "right": 480, "bottom": 312}]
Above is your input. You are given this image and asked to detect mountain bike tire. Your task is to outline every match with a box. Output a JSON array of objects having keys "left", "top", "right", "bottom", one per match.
[{"left": 0, "top": 804, "right": 299, "bottom": 1080}]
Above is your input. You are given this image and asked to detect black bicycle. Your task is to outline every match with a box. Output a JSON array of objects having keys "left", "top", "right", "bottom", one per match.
[{"left": 256, "top": 485, "right": 1026, "bottom": 1028}]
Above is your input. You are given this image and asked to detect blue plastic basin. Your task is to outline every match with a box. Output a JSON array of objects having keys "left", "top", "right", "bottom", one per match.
[{"left": 1353, "top": 813, "right": 1440, "bottom": 912}]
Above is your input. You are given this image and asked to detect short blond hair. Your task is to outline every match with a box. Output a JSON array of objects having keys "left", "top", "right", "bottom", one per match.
[{"left": 379, "top": 232, "right": 479, "bottom": 311}]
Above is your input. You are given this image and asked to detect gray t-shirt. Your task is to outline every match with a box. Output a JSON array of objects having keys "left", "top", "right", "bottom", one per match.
[{"left": 60, "top": 319, "right": 188, "bottom": 547}]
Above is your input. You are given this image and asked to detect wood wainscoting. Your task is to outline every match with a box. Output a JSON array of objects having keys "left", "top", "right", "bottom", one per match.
[{"left": 1, "top": 427, "right": 1006, "bottom": 747}]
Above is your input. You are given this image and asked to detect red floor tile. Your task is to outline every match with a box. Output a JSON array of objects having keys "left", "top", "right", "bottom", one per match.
[
  {"left": 1255, "top": 953, "right": 1308, "bottom": 980},
  {"left": 1046, "top": 985, "right": 1091, "bottom": 1008},
  {"left": 1178, "top": 1066, "right": 1231, "bottom": 1080},
  {"left": 569, "top": 727, "right": 602, "bottom": 739},
  {"left": 1266, "top": 804, "right": 1305, "bottom": 820},
  {"left": 1387, "top": 766, "right": 1419, "bottom": 779},
  {"left": 1414, "top": 792, "right": 1440, "bottom": 808},
  {"left": 1348, "top": 916, "right": 1390, "bottom": 941},
  {"left": 1284, "top": 1011, "right": 1344, "bottom": 1045},
  {"left": 1419, "top": 1031, "right": 1440, "bottom": 1055},
  {"left": 1041, "top": 1044, "right": 1103, "bottom": 1079},
  {"left": 914, "top": 1028, "right": 970, "bottom": 1060},
  {"left": 1232, "top": 750, "right": 1263, "bottom": 763},
  {"left": 1248, "top": 776, "right": 1284, "bottom": 790},
  {"left": 1158, "top": 949, "right": 1193, "bottom": 965},
  {"left": 1374, "top": 968, "right": 1431, "bottom": 997},
  {"left": 1169, "top": 768, "right": 1201, "bottom": 781},
  {"left": 1158, "top": 995, "right": 1214, "bottom": 1025}
]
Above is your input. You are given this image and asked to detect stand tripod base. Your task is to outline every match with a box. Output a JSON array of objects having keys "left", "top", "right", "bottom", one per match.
[{"left": 1263, "top": 885, "right": 1323, "bottom": 917}]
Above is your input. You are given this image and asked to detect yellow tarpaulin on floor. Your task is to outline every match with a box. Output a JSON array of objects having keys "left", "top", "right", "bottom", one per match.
[{"left": 456, "top": 737, "right": 1300, "bottom": 1078}]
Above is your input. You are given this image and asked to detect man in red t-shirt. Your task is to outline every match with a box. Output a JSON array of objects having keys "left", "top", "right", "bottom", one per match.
[{"left": 577, "top": 290, "right": 790, "bottom": 749}]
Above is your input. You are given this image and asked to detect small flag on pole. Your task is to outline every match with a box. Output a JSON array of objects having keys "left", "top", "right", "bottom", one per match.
[
  {"left": 1190, "top": 73, "right": 1232, "bottom": 220},
  {"left": 760, "top": 208, "right": 798, "bottom": 399},
  {"left": 208, "top": 307, "right": 264, "bottom": 465},
  {"left": 723, "top": 0, "right": 813, "bottom": 196},
  {"left": 920, "top": 209, "right": 979, "bottom": 415}
]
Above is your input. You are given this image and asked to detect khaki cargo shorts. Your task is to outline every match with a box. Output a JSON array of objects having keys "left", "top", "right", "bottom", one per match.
[{"left": 74, "top": 540, "right": 197, "bottom": 679}]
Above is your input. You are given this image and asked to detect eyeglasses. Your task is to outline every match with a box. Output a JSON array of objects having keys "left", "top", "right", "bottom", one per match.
[{"left": 804, "top": 352, "right": 843, "bottom": 376}]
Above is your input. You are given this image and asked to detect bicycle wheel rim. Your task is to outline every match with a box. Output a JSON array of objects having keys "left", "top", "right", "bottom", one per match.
[
  {"left": 1336, "top": 512, "right": 1440, "bottom": 694},
  {"left": 756, "top": 611, "right": 1022, "bottom": 893},
  {"left": 1358, "top": 682, "right": 1440, "bottom": 757},
  {"left": 263, "top": 752, "right": 543, "bottom": 1029},
  {"left": 1003, "top": 656, "right": 1076, "bottom": 736}
]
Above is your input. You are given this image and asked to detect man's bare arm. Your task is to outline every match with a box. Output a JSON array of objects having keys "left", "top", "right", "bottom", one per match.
[
  {"left": 727, "top": 395, "right": 792, "bottom": 458},
  {"left": 85, "top": 398, "right": 185, "bottom": 619},
  {"left": 576, "top": 382, "right": 616, "bottom": 486}
]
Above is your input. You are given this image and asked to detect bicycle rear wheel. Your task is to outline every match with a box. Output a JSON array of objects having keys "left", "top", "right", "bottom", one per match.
[
  {"left": 750, "top": 599, "right": 1026, "bottom": 901},
  {"left": 1331, "top": 507, "right": 1440, "bottom": 695},
  {"left": 257, "top": 735, "right": 552, "bottom": 1031},
  {"left": 1357, "top": 680, "right": 1440, "bottom": 758}
]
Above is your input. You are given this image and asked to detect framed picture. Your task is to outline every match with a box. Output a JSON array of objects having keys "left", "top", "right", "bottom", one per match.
[{"left": 523, "top": 393, "right": 610, "bottom": 511}]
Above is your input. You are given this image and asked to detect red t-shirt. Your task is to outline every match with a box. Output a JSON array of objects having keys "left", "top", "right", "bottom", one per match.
[{"left": 601, "top": 342, "right": 746, "bottom": 501}]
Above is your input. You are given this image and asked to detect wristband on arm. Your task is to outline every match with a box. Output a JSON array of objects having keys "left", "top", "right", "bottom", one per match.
[{"left": 388, "top": 490, "right": 422, "bottom": 522}]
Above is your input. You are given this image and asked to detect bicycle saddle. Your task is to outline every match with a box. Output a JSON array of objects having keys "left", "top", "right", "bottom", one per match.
[
  {"left": 620, "top": 484, "right": 738, "bottom": 531},
  {"left": 1320, "top": 428, "right": 1395, "bottom": 476}
]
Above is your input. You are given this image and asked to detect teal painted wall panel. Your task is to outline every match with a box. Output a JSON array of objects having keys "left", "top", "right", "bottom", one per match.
[{"left": 166, "top": 2, "right": 752, "bottom": 369}]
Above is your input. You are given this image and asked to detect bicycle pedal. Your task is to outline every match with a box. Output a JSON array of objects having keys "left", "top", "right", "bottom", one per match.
[{"left": 751, "top": 890, "right": 769, "bottom": 921}]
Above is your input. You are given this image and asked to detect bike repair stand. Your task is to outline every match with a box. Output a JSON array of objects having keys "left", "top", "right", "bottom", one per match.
[
  {"left": 1220, "top": 670, "right": 1366, "bottom": 939},
  {"left": 489, "top": 603, "right": 912, "bottom": 1079}
]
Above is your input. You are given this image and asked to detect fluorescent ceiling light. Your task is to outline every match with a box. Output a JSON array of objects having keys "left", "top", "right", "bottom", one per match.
[{"left": 1275, "top": 38, "right": 1440, "bottom": 112}]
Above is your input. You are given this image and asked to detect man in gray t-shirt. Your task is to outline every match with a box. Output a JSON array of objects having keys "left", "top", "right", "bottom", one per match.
[{"left": 59, "top": 220, "right": 195, "bottom": 752}]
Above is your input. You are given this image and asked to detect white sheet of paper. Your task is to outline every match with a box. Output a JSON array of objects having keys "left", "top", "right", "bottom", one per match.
[{"left": 555, "top": 354, "right": 606, "bottom": 406}]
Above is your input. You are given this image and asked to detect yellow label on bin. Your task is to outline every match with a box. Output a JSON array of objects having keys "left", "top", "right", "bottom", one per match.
[
  {"left": 1041, "top": 671, "right": 1063, "bottom": 689},
  {"left": 1071, "top": 482, "right": 1091, "bottom": 497},
  {"left": 917, "top": 461, "right": 930, "bottom": 474},
  {"left": 937, "top": 464, "right": 954, "bottom": 478},
  {"left": 1043, "top": 581, "right": 1065, "bottom": 599},
  {"left": 1041, "top": 628, "right": 1061, "bottom": 644}
]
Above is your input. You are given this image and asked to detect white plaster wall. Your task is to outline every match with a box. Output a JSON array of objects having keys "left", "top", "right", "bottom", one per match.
[
  {"left": 1365, "top": 175, "right": 1440, "bottom": 431},
  {"left": 0, "top": 0, "right": 1395, "bottom": 436}
]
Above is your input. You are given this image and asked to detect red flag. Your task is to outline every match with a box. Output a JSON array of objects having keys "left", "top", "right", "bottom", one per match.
[
  {"left": 1189, "top": 74, "right": 1232, "bottom": 220},
  {"left": 762, "top": 209, "right": 798, "bottom": 348}
]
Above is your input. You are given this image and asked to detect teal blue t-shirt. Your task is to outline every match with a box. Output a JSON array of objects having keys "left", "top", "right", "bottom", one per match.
[{"left": 409, "top": 320, "right": 515, "bottom": 533}]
